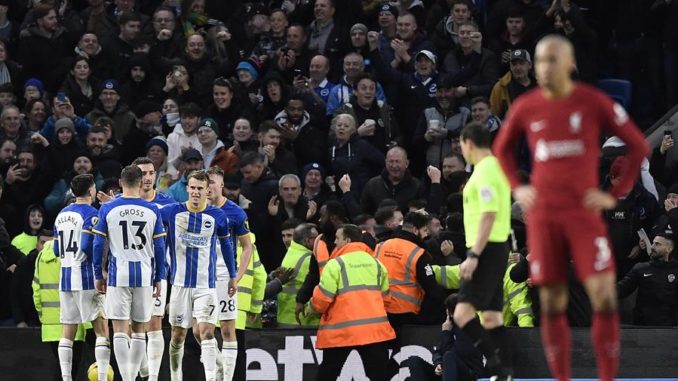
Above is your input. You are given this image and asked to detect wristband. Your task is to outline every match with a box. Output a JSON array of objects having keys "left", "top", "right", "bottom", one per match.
[{"left": 466, "top": 249, "right": 480, "bottom": 259}]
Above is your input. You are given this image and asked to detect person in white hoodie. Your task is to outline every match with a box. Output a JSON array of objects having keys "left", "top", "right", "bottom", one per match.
[
  {"left": 167, "top": 102, "right": 202, "bottom": 175},
  {"left": 197, "top": 118, "right": 225, "bottom": 169}
]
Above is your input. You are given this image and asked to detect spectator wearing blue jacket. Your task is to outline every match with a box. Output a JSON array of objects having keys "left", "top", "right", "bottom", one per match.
[{"left": 40, "top": 94, "right": 91, "bottom": 144}]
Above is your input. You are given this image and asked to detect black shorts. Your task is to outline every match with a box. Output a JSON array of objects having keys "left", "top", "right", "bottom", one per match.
[{"left": 458, "top": 242, "right": 508, "bottom": 312}]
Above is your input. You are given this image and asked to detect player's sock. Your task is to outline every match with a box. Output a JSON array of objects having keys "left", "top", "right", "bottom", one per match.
[
  {"left": 169, "top": 341, "right": 184, "bottom": 381},
  {"left": 113, "top": 332, "right": 132, "bottom": 381},
  {"left": 139, "top": 342, "right": 149, "bottom": 379},
  {"left": 201, "top": 338, "right": 218, "bottom": 381},
  {"left": 540, "top": 312, "right": 571, "bottom": 381},
  {"left": 95, "top": 336, "right": 111, "bottom": 381},
  {"left": 147, "top": 330, "right": 164, "bottom": 381},
  {"left": 215, "top": 344, "right": 224, "bottom": 381},
  {"left": 129, "top": 333, "right": 147, "bottom": 379},
  {"left": 592, "top": 310, "right": 620, "bottom": 381},
  {"left": 58, "top": 338, "right": 74, "bottom": 381},
  {"left": 488, "top": 326, "right": 513, "bottom": 372},
  {"left": 460, "top": 317, "right": 501, "bottom": 366},
  {"left": 222, "top": 341, "right": 238, "bottom": 381}
]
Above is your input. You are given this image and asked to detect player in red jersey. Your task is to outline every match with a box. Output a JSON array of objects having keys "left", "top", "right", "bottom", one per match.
[{"left": 493, "top": 35, "right": 650, "bottom": 381}]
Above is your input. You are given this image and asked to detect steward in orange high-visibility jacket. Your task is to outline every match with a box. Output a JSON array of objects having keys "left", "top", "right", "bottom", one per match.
[{"left": 310, "top": 224, "right": 395, "bottom": 381}]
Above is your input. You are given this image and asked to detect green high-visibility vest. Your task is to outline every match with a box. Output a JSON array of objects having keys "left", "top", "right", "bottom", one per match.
[
  {"left": 277, "top": 240, "right": 319, "bottom": 326},
  {"left": 236, "top": 233, "right": 267, "bottom": 330}
]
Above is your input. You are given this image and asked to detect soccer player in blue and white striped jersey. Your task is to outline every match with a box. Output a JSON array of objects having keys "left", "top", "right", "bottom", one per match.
[
  {"left": 92, "top": 165, "right": 166, "bottom": 381},
  {"left": 55, "top": 174, "right": 111, "bottom": 381},
  {"left": 132, "top": 156, "right": 175, "bottom": 381},
  {"left": 161, "top": 170, "right": 237, "bottom": 381}
]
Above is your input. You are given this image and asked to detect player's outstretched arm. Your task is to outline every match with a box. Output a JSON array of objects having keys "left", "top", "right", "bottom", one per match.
[
  {"left": 153, "top": 236, "right": 166, "bottom": 282},
  {"left": 92, "top": 233, "right": 106, "bottom": 281},
  {"left": 493, "top": 108, "right": 525, "bottom": 189},
  {"left": 236, "top": 234, "right": 253, "bottom": 283},
  {"left": 80, "top": 231, "right": 94, "bottom": 259}
]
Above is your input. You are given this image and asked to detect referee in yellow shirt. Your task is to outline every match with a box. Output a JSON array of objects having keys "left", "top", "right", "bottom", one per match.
[{"left": 454, "top": 122, "right": 513, "bottom": 381}]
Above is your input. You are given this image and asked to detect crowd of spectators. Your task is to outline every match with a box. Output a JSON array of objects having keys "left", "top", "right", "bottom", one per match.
[{"left": 0, "top": 0, "right": 677, "bottom": 332}]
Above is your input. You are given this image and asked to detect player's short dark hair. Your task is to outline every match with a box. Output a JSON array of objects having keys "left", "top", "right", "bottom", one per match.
[
  {"left": 207, "top": 166, "right": 225, "bottom": 178},
  {"left": 132, "top": 157, "right": 154, "bottom": 166},
  {"left": 339, "top": 224, "right": 362, "bottom": 242},
  {"left": 324, "top": 200, "right": 347, "bottom": 221},
  {"left": 293, "top": 223, "right": 318, "bottom": 243},
  {"left": 179, "top": 102, "right": 202, "bottom": 117},
  {"left": 70, "top": 173, "right": 95, "bottom": 197},
  {"left": 119, "top": 11, "right": 142, "bottom": 26},
  {"left": 258, "top": 120, "right": 278, "bottom": 134},
  {"left": 239, "top": 151, "right": 265, "bottom": 168},
  {"left": 444, "top": 293, "right": 459, "bottom": 315},
  {"left": 281, "top": 218, "right": 303, "bottom": 231},
  {"left": 120, "top": 165, "right": 143, "bottom": 187},
  {"left": 460, "top": 122, "right": 491, "bottom": 148},
  {"left": 374, "top": 207, "right": 396, "bottom": 225},
  {"left": 403, "top": 211, "right": 432, "bottom": 230},
  {"left": 187, "top": 170, "right": 209, "bottom": 185}
]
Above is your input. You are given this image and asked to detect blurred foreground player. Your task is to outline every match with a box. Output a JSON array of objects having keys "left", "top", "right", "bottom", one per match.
[{"left": 494, "top": 35, "right": 650, "bottom": 381}]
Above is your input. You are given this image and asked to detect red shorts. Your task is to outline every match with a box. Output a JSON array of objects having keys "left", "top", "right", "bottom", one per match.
[{"left": 527, "top": 209, "right": 615, "bottom": 285}]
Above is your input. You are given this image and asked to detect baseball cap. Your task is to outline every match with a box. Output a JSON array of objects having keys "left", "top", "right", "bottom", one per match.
[
  {"left": 510, "top": 49, "right": 532, "bottom": 64},
  {"left": 182, "top": 148, "right": 203, "bottom": 162},
  {"left": 415, "top": 50, "right": 437, "bottom": 65},
  {"left": 380, "top": 3, "right": 398, "bottom": 17},
  {"left": 100, "top": 79, "right": 120, "bottom": 93},
  {"left": 302, "top": 162, "right": 325, "bottom": 179}
]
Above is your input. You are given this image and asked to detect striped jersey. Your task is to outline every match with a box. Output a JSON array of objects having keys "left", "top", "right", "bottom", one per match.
[
  {"left": 162, "top": 202, "right": 231, "bottom": 288},
  {"left": 144, "top": 190, "right": 175, "bottom": 208},
  {"left": 93, "top": 197, "right": 166, "bottom": 287},
  {"left": 214, "top": 198, "right": 249, "bottom": 281},
  {"left": 54, "top": 203, "right": 98, "bottom": 291}
]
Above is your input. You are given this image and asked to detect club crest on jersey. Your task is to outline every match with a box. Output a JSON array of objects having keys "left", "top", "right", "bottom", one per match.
[
  {"left": 569, "top": 112, "right": 582, "bottom": 133},
  {"left": 669, "top": 274, "right": 675, "bottom": 283},
  {"left": 480, "top": 187, "right": 493, "bottom": 202},
  {"left": 91, "top": 217, "right": 99, "bottom": 226},
  {"left": 204, "top": 220, "right": 212, "bottom": 229}
]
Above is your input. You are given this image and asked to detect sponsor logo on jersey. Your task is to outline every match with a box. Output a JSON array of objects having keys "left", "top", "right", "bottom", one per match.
[
  {"left": 530, "top": 120, "right": 546, "bottom": 132},
  {"left": 569, "top": 111, "right": 582, "bottom": 133},
  {"left": 534, "top": 139, "right": 586, "bottom": 162}
]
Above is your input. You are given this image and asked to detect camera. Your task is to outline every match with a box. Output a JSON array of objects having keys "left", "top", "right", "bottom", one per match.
[{"left": 293, "top": 69, "right": 303, "bottom": 77}]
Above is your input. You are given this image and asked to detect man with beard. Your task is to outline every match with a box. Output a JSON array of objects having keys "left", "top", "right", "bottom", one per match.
[
  {"left": 100, "top": 11, "right": 144, "bottom": 82},
  {"left": 44, "top": 152, "right": 104, "bottom": 216},
  {"left": 86, "top": 125, "right": 122, "bottom": 179},
  {"left": 294, "top": 200, "right": 348, "bottom": 324},
  {"left": 274, "top": 95, "right": 328, "bottom": 169},
  {"left": 617, "top": 233, "right": 678, "bottom": 326},
  {"left": 119, "top": 53, "right": 163, "bottom": 107},
  {"left": 2, "top": 148, "right": 49, "bottom": 236},
  {"left": 490, "top": 49, "right": 537, "bottom": 119},
  {"left": 85, "top": 80, "right": 137, "bottom": 145}
]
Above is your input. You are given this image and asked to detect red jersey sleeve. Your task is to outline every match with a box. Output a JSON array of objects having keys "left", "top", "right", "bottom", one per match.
[
  {"left": 493, "top": 99, "right": 525, "bottom": 189},
  {"left": 598, "top": 95, "right": 650, "bottom": 198}
]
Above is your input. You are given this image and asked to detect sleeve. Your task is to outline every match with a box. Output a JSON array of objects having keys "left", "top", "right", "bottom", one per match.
[
  {"left": 153, "top": 210, "right": 166, "bottom": 282},
  {"left": 416, "top": 254, "right": 445, "bottom": 307},
  {"left": 79, "top": 211, "right": 98, "bottom": 260},
  {"left": 617, "top": 264, "right": 640, "bottom": 298},
  {"left": 250, "top": 254, "right": 266, "bottom": 314},
  {"left": 311, "top": 260, "right": 338, "bottom": 314},
  {"left": 39, "top": 117, "right": 56, "bottom": 143},
  {"left": 217, "top": 212, "right": 237, "bottom": 278},
  {"left": 73, "top": 116, "right": 92, "bottom": 143},
  {"left": 53, "top": 225, "right": 60, "bottom": 258},
  {"left": 326, "top": 87, "right": 341, "bottom": 116},
  {"left": 32, "top": 254, "right": 42, "bottom": 318},
  {"left": 509, "top": 255, "right": 529, "bottom": 283},
  {"left": 476, "top": 176, "right": 501, "bottom": 214},
  {"left": 234, "top": 209, "right": 250, "bottom": 236},
  {"left": 601, "top": 97, "right": 651, "bottom": 198},
  {"left": 92, "top": 207, "right": 108, "bottom": 280},
  {"left": 264, "top": 278, "right": 284, "bottom": 299},
  {"left": 493, "top": 101, "right": 527, "bottom": 188},
  {"left": 432, "top": 264, "right": 461, "bottom": 289},
  {"left": 340, "top": 191, "right": 363, "bottom": 221}
]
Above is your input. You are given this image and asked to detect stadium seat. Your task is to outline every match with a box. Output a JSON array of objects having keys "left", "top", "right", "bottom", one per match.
[{"left": 597, "top": 79, "right": 632, "bottom": 109}]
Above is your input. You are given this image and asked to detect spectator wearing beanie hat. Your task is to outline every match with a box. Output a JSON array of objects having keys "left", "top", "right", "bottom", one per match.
[
  {"left": 197, "top": 117, "right": 225, "bottom": 169},
  {"left": 85, "top": 79, "right": 137, "bottom": 144},
  {"left": 301, "top": 162, "right": 335, "bottom": 206},
  {"left": 43, "top": 151, "right": 104, "bottom": 216},
  {"left": 236, "top": 57, "right": 263, "bottom": 107},
  {"left": 23, "top": 78, "right": 44, "bottom": 103},
  {"left": 120, "top": 100, "right": 163, "bottom": 164},
  {"left": 145, "top": 136, "right": 173, "bottom": 192}
]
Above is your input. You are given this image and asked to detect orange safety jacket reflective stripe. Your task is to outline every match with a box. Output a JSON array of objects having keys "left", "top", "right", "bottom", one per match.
[
  {"left": 311, "top": 242, "right": 395, "bottom": 349},
  {"left": 313, "top": 234, "right": 331, "bottom": 275},
  {"left": 374, "top": 238, "right": 425, "bottom": 314}
]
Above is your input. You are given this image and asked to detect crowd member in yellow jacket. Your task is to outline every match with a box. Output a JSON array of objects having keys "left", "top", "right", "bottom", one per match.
[
  {"left": 277, "top": 223, "right": 320, "bottom": 327},
  {"left": 33, "top": 238, "right": 88, "bottom": 380},
  {"left": 432, "top": 261, "right": 535, "bottom": 327},
  {"left": 309, "top": 224, "right": 395, "bottom": 380}
]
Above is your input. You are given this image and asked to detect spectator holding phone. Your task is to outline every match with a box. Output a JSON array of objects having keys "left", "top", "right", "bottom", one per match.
[{"left": 40, "top": 94, "right": 92, "bottom": 145}]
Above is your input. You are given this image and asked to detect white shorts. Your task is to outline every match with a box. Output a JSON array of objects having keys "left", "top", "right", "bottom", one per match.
[
  {"left": 216, "top": 279, "right": 237, "bottom": 321},
  {"left": 169, "top": 285, "right": 218, "bottom": 328},
  {"left": 105, "top": 286, "right": 153, "bottom": 322},
  {"left": 60, "top": 289, "right": 104, "bottom": 324},
  {"left": 152, "top": 279, "right": 168, "bottom": 317}
]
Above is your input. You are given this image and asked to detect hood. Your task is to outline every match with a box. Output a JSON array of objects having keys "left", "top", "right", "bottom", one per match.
[
  {"left": 38, "top": 241, "right": 57, "bottom": 263},
  {"left": 273, "top": 109, "right": 311, "bottom": 140},
  {"left": 330, "top": 241, "right": 374, "bottom": 259}
]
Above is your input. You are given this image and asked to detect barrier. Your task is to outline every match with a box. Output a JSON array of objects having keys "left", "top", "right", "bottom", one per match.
[{"left": 1, "top": 327, "right": 677, "bottom": 380}]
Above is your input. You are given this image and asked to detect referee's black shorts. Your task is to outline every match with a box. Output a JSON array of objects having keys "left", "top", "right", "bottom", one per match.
[{"left": 458, "top": 242, "right": 509, "bottom": 311}]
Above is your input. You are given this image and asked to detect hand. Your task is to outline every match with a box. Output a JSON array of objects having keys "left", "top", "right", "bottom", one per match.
[
  {"left": 455, "top": 86, "right": 468, "bottom": 97},
  {"left": 338, "top": 174, "right": 351, "bottom": 193},
  {"left": 96, "top": 190, "right": 115, "bottom": 204},
  {"left": 164, "top": 73, "right": 177, "bottom": 91},
  {"left": 16, "top": 321, "right": 28, "bottom": 328},
  {"left": 665, "top": 197, "right": 678, "bottom": 212},
  {"left": 325, "top": 175, "right": 336, "bottom": 190},
  {"left": 639, "top": 238, "right": 647, "bottom": 250},
  {"left": 306, "top": 200, "right": 318, "bottom": 220},
  {"left": 95, "top": 279, "right": 107, "bottom": 294},
  {"left": 275, "top": 267, "right": 295, "bottom": 284},
  {"left": 440, "top": 240, "right": 454, "bottom": 256},
  {"left": 470, "top": 31, "right": 482, "bottom": 53},
  {"left": 31, "top": 133, "right": 49, "bottom": 147},
  {"left": 501, "top": 49, "right": 511, "bottom": 63},
  {"left": 509, "top": 252, "right": 522, "bottom": 263},
  {"left": 56, "top": 102, "right": 75, "bottom": 119},
  {"left": 6, "top": 264, "right": 16, "bottom": 273},
  {"left": 304, "top": 303, "right": 318, "bottom": 317},
  {"left": 5, "top": 164, "right": 19, "bottom": 185},
  {"left": 292, "top": 75, "right": 310, "bottom": 91},
  {"left": 628, "top": 245, "right": 641, "bottom": 259},
  {"left": 427, "top": 165, "right": 441, "bottom": 183},
  {"left": 459, "top": 256, "right": 478, "bottom": 281},
  {"left": 583, "top": 189, "right": 617, "bottom": 211},
  {"left": 246, "top": 312, "right": 257, "bottom": 324},
  {"left": 157, "top": 28, "right": 172, "bottom": 41},
  {"left": 660, "top": 135, "right": 674, "bottom": 154},
  {"left": 268, "top": 195, "right": 279, "bottom": 216},
  {"left": 357, "top": 121, "right": 376, "bottom": 136},
  {"left": 295, "top": 302, "right": 306, "bottom": 325},
  {"left": 434, "top": 364, "right": 443, "bottom": 376},
  {"left": 262, "top": 144, "right": 276, "bottom": 162},
  {"left": 561, "top": 0, "right": 571, "bottom": 12},
  {"left": 153, "top": 281, "right": 161, "bottom": 298},
  {"left": 441, "top": 316, "right": 453, "bottom": 331},
  {"left": 228, "top": 278, "right": 237, "bottom": 297},
  {"left": 367, "top": 31, "right": 379, "bottom": 51},
  {"left": 513, "top": 185, "right": 537, "bottom": 212}
]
